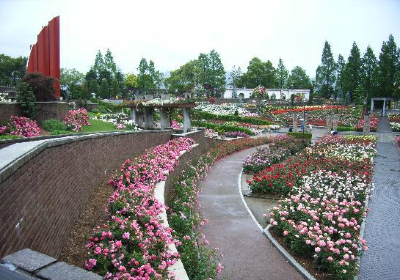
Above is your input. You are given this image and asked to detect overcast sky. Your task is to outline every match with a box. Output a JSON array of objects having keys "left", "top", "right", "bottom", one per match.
[{"left": 1, "top": 0, "right": 399, "bottom": 78}]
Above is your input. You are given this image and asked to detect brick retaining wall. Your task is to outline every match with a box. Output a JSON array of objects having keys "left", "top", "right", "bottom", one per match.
[{"left": 0, "top": 130, "right": 172, "bottom": 259}]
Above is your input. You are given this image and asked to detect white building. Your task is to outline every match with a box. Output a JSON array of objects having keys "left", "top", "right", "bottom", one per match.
[{"left": 223, "top": 87, "right": 310, "bottom": 101}]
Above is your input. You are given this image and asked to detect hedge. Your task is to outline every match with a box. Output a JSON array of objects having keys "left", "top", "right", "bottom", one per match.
[
  {"left": 192, "top": 120, "right": 254, "bottom": 135},
  {"left": 192, "top": 111, "right": 273, "bottom": 125},
  {"left": 287, "top": 132, "right": 312, "bottom": 141}
]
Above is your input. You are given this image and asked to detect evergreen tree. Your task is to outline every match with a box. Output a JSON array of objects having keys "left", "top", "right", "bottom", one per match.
[
  {"left": 377, "top": 34, "right": 400, "bottom": 97},
  {"left": 316, "top": 41, "right": 337, "bottom": 98},
  {"left": 240, "top": 57, "right": 277, "bottom": 88},
  {"left": 99, "top": 79, "right": 109, "bottom": 99},
  {"left": 229, "top": 66, "right": 242, "bottom": 98},
  {"left": 89, "top": 79, "right": 99, "bottom": 96},
  {"left": 335, "top": 54, "right": 346, "bottom": 100},
  {"left": 111, "top": 78, "right": 119, "bottom": 97},
  {"left": 104, "top": 48, "right": 117, "bottom": 75},
  {"left": 196, "top": 50, "right": 225, "bottom": 97},
  {"left": 276, "top": 58, "right": 288, "bottom": 88},
  {"left": 343, "top": 42, "right": 362, "bottom": 102},
  {"left": 361, "top": 46, "right": 377, "bottom": 103},
  {"left": 93, "top": 50, "right": 105, "bottom": 84}
]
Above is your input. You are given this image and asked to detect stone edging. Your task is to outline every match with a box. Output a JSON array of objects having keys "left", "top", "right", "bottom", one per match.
[
  {"left": 0, "top": 130, "right": 169, "bottom": 184},
  {"left": 153, "top": 144, "right": 199, "bottom": 280},
  {"left": 238, "top": 168, "right": 316, "bottom": 280}
]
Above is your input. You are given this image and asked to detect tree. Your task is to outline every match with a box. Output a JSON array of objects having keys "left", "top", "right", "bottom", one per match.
[
  {"left": 287, "top": 66, "right": 312, "bottom": 89},
  {"left": 240, "top": 57, "right": 277, "bottom": 88},
  {"left": 377, "top": 34, "right": 400, "bottom": 97},
  {"left": 196, "top": 50, "right": 226, "bottom": 97},
  {"left": 125, "top": 73, "right": 138, "bottom": 89},
  {"left": 99, "top": 79, "right": 110, "bottom": 99},
  {"left": 276, "top": 58, "right": 288, "bottom": 88},
  {"left": 111, "top": 78, "right": 119, "bottom": 97},
  {"left": 316, "top": 41, "right": 337, "bottom": 99},
  {"left": 60, "top": 68, "right": 85, "bottom": 100},
  {"left": 93, "top": 50, "right": 105, "bottom": 84},
  {"left": 343, "top": 42, "right": 362, "bottom": 102},
  {"left": 361, "top": 46, "right": 377, "bottom": 103},
  {"left": 165, "top": 60, "right": 202, "bottom": 94},
  {"left": 228, "top": 66, "right": 242, "bottom": 98},
  {"left": 0, "top": 54, "right": 27, "bottom": 86},
  {"left": 137, "top": 58, "right": 156, "bottom": 93},
  {"left": 89, "top": 80, "right": 99, "bottom": 97},
  {"left": 335, "top": 54, "right": 346, "bottom": 100},
  {"left": 104, "top": 48, "right": 117, "bottom": 75},
  {"left": 22, "top": 72, "right": 57, "bottom": 101},
  {"left": 16, "top": 82, "right": 37, "bottom": 119}
]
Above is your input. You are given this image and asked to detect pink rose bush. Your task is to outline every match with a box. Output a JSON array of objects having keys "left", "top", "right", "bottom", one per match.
[
  {"left": 64, "top": 108, "right": 91, "bottom": 132},
  {"left": 171, "top": 120, "right": 183, "bottom": 130},
  {"left": 6, "top": 115, "right": 41, "bottom": 137},
  {"left": 85, "top": 137, "right": 196, "bottom": 279},
  {"left": 266, "top": 135, "right": 376, "bottom": 279}
]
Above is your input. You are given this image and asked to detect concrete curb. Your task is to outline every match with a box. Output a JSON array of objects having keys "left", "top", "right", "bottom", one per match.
[
  {"left": 238, "top": 169, "right": 315, "bottom": 280},
  {"left": 153, "top": 144, "right": 199, "bottom": 280}
]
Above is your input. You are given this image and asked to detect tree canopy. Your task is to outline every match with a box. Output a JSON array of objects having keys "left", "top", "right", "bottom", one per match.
[
  {"left": 0, "top": 54, "right": 27, "bottom": 87},
  {"left": 287, "top": 66, "right": 312, "bottom": 89},
  {"left": 316, "top": 41, "right": 337, "bottom": 99}
]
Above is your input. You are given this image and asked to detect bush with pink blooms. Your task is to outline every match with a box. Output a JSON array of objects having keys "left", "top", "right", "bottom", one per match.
[
  {"left": 85, "top": 137, "right": 196, "bottom": 279},
  {"left": 64, "top": 108, "right": 91, "bottom": 132},
  {"left": 266, "top": 135, "right": 376, "bottom": 279},
  {"left": 4, "top": 115, "right": 41, "bottom": 138}
]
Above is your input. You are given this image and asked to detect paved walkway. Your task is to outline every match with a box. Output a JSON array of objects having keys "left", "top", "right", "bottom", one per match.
[
  {"left": 359, "top": 117, "right": 400, "bottom": 280},
  {"left": 198, "top": 146, "right": 304, "bottom": 280}
]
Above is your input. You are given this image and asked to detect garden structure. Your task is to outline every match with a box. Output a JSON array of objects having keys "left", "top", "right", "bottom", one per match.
[
  {"left": 122, "top": 102, "right": 196, "bottom": 133},
  {"left": 370, "top": 97, "right": 399, "bottom": 116}
]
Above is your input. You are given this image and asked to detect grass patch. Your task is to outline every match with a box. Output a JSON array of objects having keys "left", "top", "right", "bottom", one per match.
[
  {"left": 80, "top": 119, "right": 121, "bottom": 133},
  {"left": 0, "top": 134, "right": 22, "bottom": 140}
]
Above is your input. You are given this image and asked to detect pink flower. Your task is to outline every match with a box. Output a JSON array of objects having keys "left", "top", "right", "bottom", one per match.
[
  {"left": 115, "top": 240, "right": 122, "bottom": 247},
  {"left": 315, "top": 247, "right": 321, "bottom": 253},
  {"left": 327, "top": 256, "right": 333, "bottom": 262},
  {"left": 122, "top": 232, "right": 130, "bottom": 239},
  {"left": 283, "top": 230, "right": 289, "bottom": 236}
]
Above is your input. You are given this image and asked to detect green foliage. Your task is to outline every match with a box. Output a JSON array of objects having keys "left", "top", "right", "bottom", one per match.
[
  {"left": 377, "top": 34, "right": 400, "bottom": 98},
  {"left": 287, "top": 132, "right": 312, "bottom": 141},
  {"left": 137, "top": 58, "right": 164, "bottom": 93},
  {"left": 192, "top": 120, "right": 254, "bottom": 135},
  {"left": 16, "top": 82, "right": 37, "bottom": 119},
  {"left": 125, "top": 73, "right": 138, "bottom": 89},
  {"left": 99, "top": 79, "right": 110, "bottom": 99},
  {"left": 228, "top": 66, "right": 242, "bottom": 96},
  {"left": 361, "top": 46, "right": 378, "bottom": 103},
  {"left": 335, "top": 54, "right": 346, "bottom": 100},
  {"left": 42, "top": 119, "right": 67, "bottom": 132},
  {"left": 22, "top": 72, "right": 57, "bottom": 101},
  {"left": 192, "top": 110, "right": 272, "bottom": 125},
  {"left": 238, "top": 57, "right": 277, "bottom": 88},
  {"left": 198, "top": 49, "right": 226, "bottom": 97},
  {"left": 316, "top": 41, "right": 337, "bottom": 99},
  {"left": 0, "top": 54, "right": 27, "bottom": 87},
  {"left": 0, "top": 134, "right": 22, "bottom": 140},
  {"left": 60, "top": 68, "right": 85, "bottom": 100},
  {"left": 287, "top": 66, "right": 312, "bottom": 89},
  {"left": 80, "top": 118, "right": 119, "bottom": 133},
  {"left": 337, "top": 126, "right": 355, "bottom": 131},
  {"left": 343, "top": 42, "right": 362, "bottom": 102},
  {"left": 277, "top": 58, "right": 289, "bottom": 88},
  {"left": 165, "top": 60, "right": 202, "bottom": 94},
  {"left": 50, "top": 130, "right": 71, "bottom": 135}
]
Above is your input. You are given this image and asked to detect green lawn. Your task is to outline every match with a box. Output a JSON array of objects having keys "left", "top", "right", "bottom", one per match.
[{"left": 80, "top": 119, "right": 122, "bottom": 133}]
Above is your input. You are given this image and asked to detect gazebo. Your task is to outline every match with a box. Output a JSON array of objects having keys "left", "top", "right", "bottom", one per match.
[
  {"left": 120, "top": 102, "right": 197, "bottom": 133},
  {"left": 370, "top": 97, "right": 399, "bottom": 116}
]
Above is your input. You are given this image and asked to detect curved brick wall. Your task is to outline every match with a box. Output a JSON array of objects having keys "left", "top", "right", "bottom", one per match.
[{"left": 0, "top": 130, "right": 173, "bottom": 259}]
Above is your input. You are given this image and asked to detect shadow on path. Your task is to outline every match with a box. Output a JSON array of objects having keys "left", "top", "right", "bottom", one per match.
[{"left": 198, "top": 146, "right": 304, "bottom": 280}]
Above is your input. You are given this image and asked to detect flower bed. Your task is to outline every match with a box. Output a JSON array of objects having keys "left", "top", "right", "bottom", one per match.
[
  {"left": 64, "top": 108, "right": 91, "bottom": 132},
  {"left": 92, "top": 112, "right": 140, "bottom": 130},
  {"left": 85, "top": 137, "right": 196, "bottom": 279},
  {"left": 354, "top": 114, "right": 379, "bottom": 132},
  {"left": 0, "top": 115, "right": 41, "bottom": 138},
  {"left": 260, "top": 135, "right": 377, "bottom": 279},
  {"left": 243, "top": 135, "right": 309, "bottom": 174},
  {"left": 388, "top": 113, "right": 400, "bottom": 132},
  {"left": 194, "top": 103, "right": 249, "bottom": 116},
  {"left": 225, "top": 131, "right": 249, "bottom": 138}
]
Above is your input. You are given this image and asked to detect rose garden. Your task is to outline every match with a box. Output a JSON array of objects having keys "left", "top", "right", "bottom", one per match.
[{"left": 1, "top": 17, "right": 400, "bottom": 280}]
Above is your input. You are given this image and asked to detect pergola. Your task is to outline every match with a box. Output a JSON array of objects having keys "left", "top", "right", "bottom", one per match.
[
  {"left": 370, "top": 97, "right": 399, "bottom": 116},
  {"left": 120, "top": 102, "right": 197, "bottom": 133}
]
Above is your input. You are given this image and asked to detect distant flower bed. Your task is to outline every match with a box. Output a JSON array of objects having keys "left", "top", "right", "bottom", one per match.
[
  {"left": 195, "top": 103, "right": 249, "bottom": 116},
  {"left": 354, "top": 114, "right": 379, "bottom": 132},
  {"left": 243, "top": 135, "right": 309, "bottom": 174},
  {"left": 64, "top": 108, "right": 91, "bottom": 132},
  {"left": 204, "top": 128, "right": 218, "bottom": 139},
  {"left": 0, "top": 115, "right": 41, "bottom": 138},
  {"left": 388, "top": 113, "right": 400, "bottom": 132},
  {"left": 85, "top": 137, "right": 196, "bottom": 279},
  {"left": 92, "top": 112, "right": 140, "bottom": 130},
  {"left": 245, "top": 135, "right": 376, "bottom": 279}
]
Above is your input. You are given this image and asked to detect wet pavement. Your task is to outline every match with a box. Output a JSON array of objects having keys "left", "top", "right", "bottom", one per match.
[
  {"left": 198, "top": 146, "right": 304, "bottom": 280},
  {"left": 359, "top": 117, "right": 400, "bottom": 280}
]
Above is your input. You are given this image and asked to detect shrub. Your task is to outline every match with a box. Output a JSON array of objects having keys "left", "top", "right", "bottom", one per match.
[
  {"left": 337, "top": 126, "right": 355, "bottom": 131},
  {"left": 287, "top": 132, "right": 312, "bottom": 141},
  {"left": 7, "top": 115, "right": 41, "bottom": 137},
  {"left": 22, "top": 72, "right": 57, "bottom": 101},
  {"left": 192, "top": 120, "right": 254, "bottom": 135},
  {"left": 16, "top": 82, "right": 37, "bottom": 119},
  {"left": 64, "top": 108, "right": 91, "bottom": 132},
  {"left": 42, "top": 119, "right": 67, "bottom": 132}
]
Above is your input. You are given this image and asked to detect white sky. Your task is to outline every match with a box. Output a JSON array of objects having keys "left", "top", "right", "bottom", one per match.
[{"left": 0, "top": 0, "right": 399, "bottom": 78}]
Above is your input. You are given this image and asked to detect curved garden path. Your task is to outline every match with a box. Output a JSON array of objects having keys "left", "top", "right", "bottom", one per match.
[
  {"left": 359, "top": 117, "right": 400, "bottom": 280},
  {"left": 198, "top": 146, "right": 304, "bottom": 280}
]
